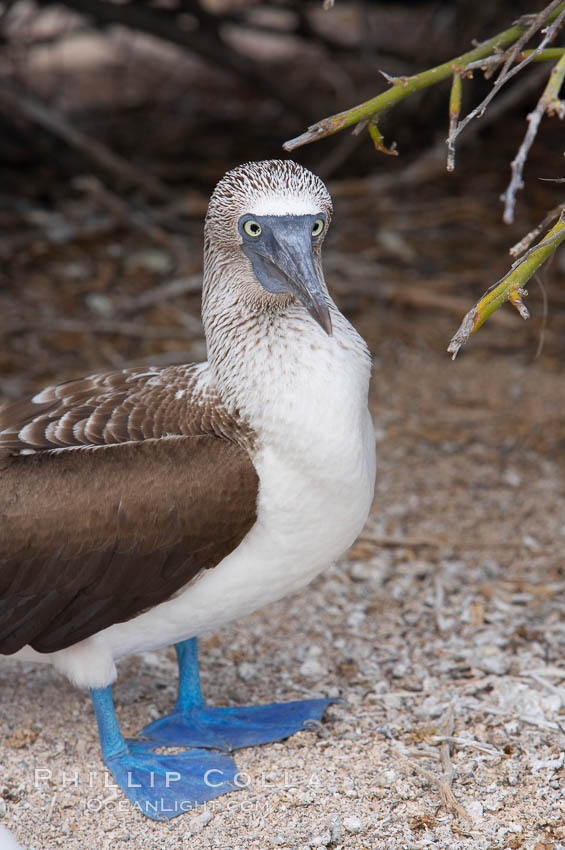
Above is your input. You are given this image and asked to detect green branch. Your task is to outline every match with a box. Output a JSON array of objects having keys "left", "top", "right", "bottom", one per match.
[
  {"left": 520, "top": 47, "right": 565, "bottom": 60},
  {"left": 447, "top": 213, "right": 565, "bottom": 359},
  {"left": 283, "top": 1, "right": 565, "bottom": 151}
]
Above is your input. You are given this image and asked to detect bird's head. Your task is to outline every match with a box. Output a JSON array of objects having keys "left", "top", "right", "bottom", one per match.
[{"left": 205, "top": 160, "right": 333, "bottom": 335}]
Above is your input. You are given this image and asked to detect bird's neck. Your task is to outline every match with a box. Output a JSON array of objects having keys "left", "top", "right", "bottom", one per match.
[{"left": 202, "top": 258, "right": 371, "bottom": 440}]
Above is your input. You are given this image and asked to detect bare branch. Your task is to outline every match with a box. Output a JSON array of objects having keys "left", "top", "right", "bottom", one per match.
[
  {"left": 510, "top": 203, "right": 565, "bottom": 256},
  {"left": 283, "top": 17, "right": 531, "bottom": 151},
  {"left": 284, "top": 1, "right": 565, "bottom": 154},
  {"left": 0, "top": 318, "right": 200, "bottom": 340},
  {"left": 501, "top": 49, "right": 565, "bottom": 223},
  {"left": 447, "top": 3, "right": 565, "bottom": 164}
]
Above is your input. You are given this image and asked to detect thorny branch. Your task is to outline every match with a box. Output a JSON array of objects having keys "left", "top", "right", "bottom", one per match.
[
  {"left": 284, "top": 0, "right": 565, "bottom": 216},
  {"left": 283, "top": 17, "right": 532, "bottom": 151},
  {"left": 447, "top": 0, "right": 565, "bottom": 152}
]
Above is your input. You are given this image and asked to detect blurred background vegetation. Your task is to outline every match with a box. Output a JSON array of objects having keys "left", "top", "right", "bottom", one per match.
[{"left": 0, "top": 0, "right": 563, "bottom": 397}]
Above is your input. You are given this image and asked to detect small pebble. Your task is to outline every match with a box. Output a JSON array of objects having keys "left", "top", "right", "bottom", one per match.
[
  {"left": 349, "top": 562, "right": 374, "bottom": 582},
  {"left": 375, "top": 769, "right": 397, "bottom": 787},
  {"left": 327, "top": 814, "right": 342, "bottom": 843},
  {"left": 343, "top": 816, "right": 363, "bottom": 833},
  {"left": 146, "top": 704, "right": 161, "bottom": 721},
  {"left": 504, "top": 761, "right": 521, "bottom": 786},
  {"left": 86, "top": 293, "right": 113, "bottom": 317},
  {"left": 0, "top": 826, "right": 23, "bottom": 850},
  {"left": 190, "top": 809, "right": 214, "bottom": 831},
  {"left": 415, "top": 695, "right": 445, "bottom": 718},
  {"left": 471, "top": 646, "right": 511, "bottom": 676},
  {"left": 299, "top": 658, "right": 326, "bottom": 678},
  {"left": 503, "top": 468, "right": 521, "bottom": 487},
  {"left": 125, "top": 248, "right": 173, "bottom": 274},
  {"left": 310, "top": 831, "right": 331, "bottom": 846},
  {"left": 466, "top": 800, "right": 483, "bottom": 822},
  {"left": 237, "top": 661, "right": 256, "bottom": 681}
]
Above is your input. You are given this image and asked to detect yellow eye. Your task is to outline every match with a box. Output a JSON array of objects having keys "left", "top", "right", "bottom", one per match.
[
  {"left": 244, "top": 220, "right": 262, "bottom": 237},
  {"left": 311, "top": 219, "right": 324, "bottom": 238}
]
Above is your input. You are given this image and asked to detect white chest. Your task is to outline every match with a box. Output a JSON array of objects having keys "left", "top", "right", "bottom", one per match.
[{"left": 87, "top": 312, "right": 375, "bottom": 666}]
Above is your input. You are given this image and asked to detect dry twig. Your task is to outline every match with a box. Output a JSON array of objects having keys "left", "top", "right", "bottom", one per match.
[
  {"left": 0, "top": 318, "right": 200, "bottom": 340},
  {"left": 116, "top": 276, "right": 202, "bottom": 316},
  {"left": 501, "top": 49, "right": 565, "bottom": 223},
  {"left": 447, "top": 0, "right": 565, "bottom": 168},
  {"left": 74, "top": 177, "right": 189, "bottom": 267},
  {"left": 406, "top": 707, "right": 470, "bottom": 820},
  {"left": 510, "top": 202, "right": 565, "bottom": 255},
  {"left": 284, "top": 0, "right": 565, "bottom": 233}
]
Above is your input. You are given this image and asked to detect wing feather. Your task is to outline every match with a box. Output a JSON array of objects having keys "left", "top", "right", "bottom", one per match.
[{"left": 0, "top": 365, "right": 258, "bottom": 654}]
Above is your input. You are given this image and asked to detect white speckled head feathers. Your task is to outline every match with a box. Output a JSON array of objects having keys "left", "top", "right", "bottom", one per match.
[
  {"left": 202, "top": 160, "right": 334, "bottom": 349},
  {"left": 205, "top": 160, "right": 332, "bottom": 234}
]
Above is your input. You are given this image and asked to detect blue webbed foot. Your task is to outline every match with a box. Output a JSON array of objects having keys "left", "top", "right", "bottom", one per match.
[
  {"left": 139, "top": 698, "right": 338, "bottom": 751},
  {"left": 91, "top": 686, "right": 239, "bottom": 821},
  {"left": 137, "top": 638, "right": 338, "bottom": 751},
  {"left": 106, "top": 741, "right": 238, "bottom": 820}
]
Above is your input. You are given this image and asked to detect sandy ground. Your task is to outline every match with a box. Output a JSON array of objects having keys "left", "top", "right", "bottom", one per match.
[{"left": 1, "top": 313, "right": 565, "bottom": 849}]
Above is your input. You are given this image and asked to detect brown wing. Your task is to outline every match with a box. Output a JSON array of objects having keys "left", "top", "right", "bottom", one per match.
[
  {"left": 0, "top": 365, "right": 234, "bottom": 452},
  {"left": 0, "top": 366, "right": 258, "bottom": 654}
]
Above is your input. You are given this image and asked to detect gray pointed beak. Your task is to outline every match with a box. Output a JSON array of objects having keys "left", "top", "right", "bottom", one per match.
[{"left": 240, "top": 215, "right": 332, "bottom": 336}]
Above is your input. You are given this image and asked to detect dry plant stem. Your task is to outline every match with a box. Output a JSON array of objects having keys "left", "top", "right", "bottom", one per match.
[
  {"left": 447, "top": 73, "right": 462, "bottom": 171},
  {"left": 0, "top": 319, "right": 198, "bottom": 340},
  {"left": 333, "top": 64, "right": 550, "bottom": 199},
  {"left": 533, "top": 272, "right": 549, "bottom": 360},
  {"left": 502, "top": 49, "right": 565, "bottom": 223},
  {"left": 510, "top": 203, "right": 565, "bottom": 255},
  {"left": 438, "top": 707, "right": 470, "bottom": 820},
  {"left": 117, "top": 275, "right": 203, "bottom": 316},
  {"left": 283, "top": 0, "right": 565, "bottom": 151},
  {"left": 74, "top": 176, "right": 188, "bottom": 267},
  {"left": 490, "top": 0, "right": 563, "bottom": 86},
  {"left": 448, "top": 214, "right": 565, "bottom": 359},
  {"left": 284, "top": 27, "right": 524, "bottom": 150},
  {"left": 463, "top": 48, "right": 564, "bottom": 76},
  {"left": 405, "top": 707, "right": 470, "bottom": 821}
]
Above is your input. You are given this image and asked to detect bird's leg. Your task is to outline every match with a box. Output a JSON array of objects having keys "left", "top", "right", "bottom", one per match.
[
  {"left": 90, "top": 684, "right": 239, "bottom": 821},
  {"left": 91, "top": 684, "right": 129, "bottom": 759},
  {"left": 137, "top": 637, "right": 338, "bottom": 751},
  {"left": 175, "top": 637, "right": 204, "bottom": 710}
]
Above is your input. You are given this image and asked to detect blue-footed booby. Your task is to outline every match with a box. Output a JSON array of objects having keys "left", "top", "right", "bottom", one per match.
[{"left": 0, "top": 160, "right": 376, "bottom": 820}]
